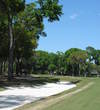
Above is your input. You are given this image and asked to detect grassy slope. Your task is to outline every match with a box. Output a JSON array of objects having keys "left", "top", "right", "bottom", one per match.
[{"left": 44, "top": 78, "right": 100, "bottom": 110}]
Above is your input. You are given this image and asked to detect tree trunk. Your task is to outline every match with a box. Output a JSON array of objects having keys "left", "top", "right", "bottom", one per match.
[
  {"left": 16, "top": 58, "right": 20, "bottom": 76},
  {"left": 72, "top": 65, "right": 74, "bottom": 76},
  {"left": 0, "top": 62, "right": 3, "bottom": 74},
  {"left": 78, "top": 64, "right": 81, "bottom": 76},
  {"left": 3, "top": 61, "right": 6, "bottom": 73},
  {"left": 8, "top": 12, "right": 13, "bottom": 81}
]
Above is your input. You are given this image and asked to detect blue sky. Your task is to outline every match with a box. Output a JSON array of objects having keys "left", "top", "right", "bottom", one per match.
[{"left": 26, "top": 0, "right": 100, "bottom": 52}]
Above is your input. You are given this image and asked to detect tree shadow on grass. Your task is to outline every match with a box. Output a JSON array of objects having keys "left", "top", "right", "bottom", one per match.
[
  {"left": 71, "top": 80, "right": 81, "bottom": 84},
  {"left": 0, "top": 76, "right": 60, "bottom": 88}
]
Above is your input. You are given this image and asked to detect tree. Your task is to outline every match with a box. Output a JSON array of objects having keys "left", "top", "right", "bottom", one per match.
[
  {"left": 56, "top": 51, "right": 66, "bottom": 75},
  {"left": 14, "top": 28, "right": 37, "bottom": 76},
  {"left": 65, "top": 48, "right": 81, "bottom": 76},
  {"left": 66, "top": 48, "right": 88, "bottom": 76},
  {"left": 86, "top": 46, "right": 100, "bottom": 65},
  {"left": 0, "top": 0, "right": 25, "bottom": 80},
  {"left": 48, "top": 64, "right": 56, "bottom": 75},
  {"left": 0, "top": 19, "right": 9, "bottom": 74}
]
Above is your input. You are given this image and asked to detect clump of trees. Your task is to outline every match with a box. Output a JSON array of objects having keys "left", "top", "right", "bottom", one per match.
[
  {"left": 0, "top": 0, "right": 62, "bottom": 80},
  {"left": 32, "top": 47, "right": 100, "bottom": 77}
]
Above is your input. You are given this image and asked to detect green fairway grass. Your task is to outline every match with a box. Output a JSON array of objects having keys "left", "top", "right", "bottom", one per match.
[{"left": 44, "top": 78, "right": 100, "bottom": 110}]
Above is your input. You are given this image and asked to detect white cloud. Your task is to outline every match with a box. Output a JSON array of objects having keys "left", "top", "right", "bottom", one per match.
[{"left": 69, "top": 13, "right": 79, "bottom": 20}]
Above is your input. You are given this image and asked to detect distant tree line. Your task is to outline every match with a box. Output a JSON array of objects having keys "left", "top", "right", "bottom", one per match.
[{"left": 31, "top": 47, "right": 100, "bottom": 77}]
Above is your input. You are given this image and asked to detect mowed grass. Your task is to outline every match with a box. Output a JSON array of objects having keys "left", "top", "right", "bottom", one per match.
[{"left": 44, "top": 78, "right": 100, "bottom": 110}]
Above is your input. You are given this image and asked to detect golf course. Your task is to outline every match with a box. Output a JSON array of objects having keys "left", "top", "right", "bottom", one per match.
[{"left": 0, "top": 0, "right": 100, "bottom": 110}]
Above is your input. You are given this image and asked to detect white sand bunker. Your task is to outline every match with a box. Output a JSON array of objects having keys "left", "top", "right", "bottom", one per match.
[{"left": 0, "top": 81, "right": 76, "bottom": 110}]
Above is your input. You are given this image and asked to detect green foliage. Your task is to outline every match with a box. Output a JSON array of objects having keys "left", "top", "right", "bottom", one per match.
[
  {"left": 86, "top": 46, "right": 100, "bottom": 65},
  {"left": 0, "top": 0, "right": 25, "bottom": 15},
  {"left": 65, "top": 48, "right": 88, "bottom": 76},
  {"left": 0, "top": 0, "right": 62, "bottom": 78},
  {"left": 37, "top": 0, "right": 62, "bottom": 22},
  {"left": 48, "top": 64, "right": 56, "bottom": 74},
  {"left": 32, "top": 47, "right": 100, "bottom": 77}
]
